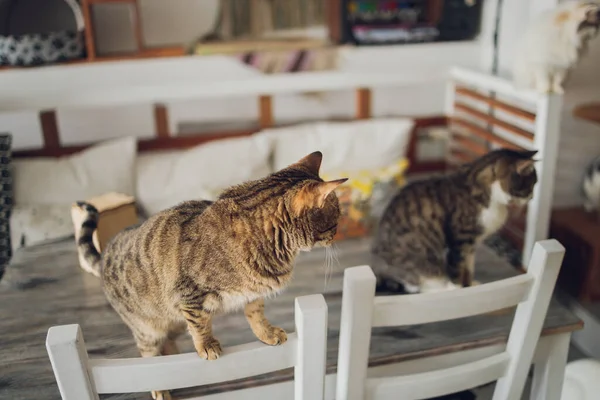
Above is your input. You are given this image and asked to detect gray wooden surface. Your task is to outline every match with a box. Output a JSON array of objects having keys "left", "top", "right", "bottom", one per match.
[{"left": 0, "top": 237, "right": 581, "bottom": 400}]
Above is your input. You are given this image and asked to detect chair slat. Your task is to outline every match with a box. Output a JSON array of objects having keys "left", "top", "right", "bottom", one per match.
[
  {"left": 371, "top": 274, "right": 533, "bottom": 327},
  {"left": 294, "top": 294, "right": 328, "bottom": 400},
  {"left": 451, "top": 132, "right": 489, "bottom": 156},
  {"left": 454, "top": 102, "right": 535, "bottom": 142},
  {"left": 450, "top": 118, "right": 526, "bottom": 150},
  {"left": 336, "top": 265, "right": 377, "bottom": 400},
  {"left": 90, "top": 334, "right": 298, "bottom": 393},
  {"left": 366, "top": 352, "right": 510, "bottom": 400},
  {"left": 454, "top": 86, "right": 537, "bottom": 122}
]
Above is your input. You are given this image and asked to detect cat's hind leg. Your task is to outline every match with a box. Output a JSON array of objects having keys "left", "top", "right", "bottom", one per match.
[
  {"left": 132, "top": 329, "right": 173, "bottom": 400},
  {"left": 533, "top": 68, "right": 552, "bottom": 93},
  {"left": 370, "top": 252, "right": 419, "bottom": 294},
  {"left": 446, "top": 240, "right": 477, "bottom": 287},
  {"left": 551, "top": 69, "right": 567, "bottom": 94},
  {"left": 245, "top": 298, "right": 287, "bottom": 346},
  {"left": 162, "top": 326, "right": 185, "bottom": 356}
]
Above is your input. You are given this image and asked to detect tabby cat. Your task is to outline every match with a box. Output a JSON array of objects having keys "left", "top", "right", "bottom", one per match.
[
  {"left": 76, "top": 151, "right": 346, "bottom": 400},
  {"left": 372, "top": 149, "right": 538, "bottom": 294}
]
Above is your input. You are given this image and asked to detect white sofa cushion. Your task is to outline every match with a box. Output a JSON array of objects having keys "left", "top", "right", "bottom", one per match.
[
  {"left": 136, "top": 135, "right": 273, "bottom": 216},
  {"left": 260, "top": 118, "right": 414, "bottom": 174},
  {"left": 13, "top": 137, "right": 137, "bottom": 205},
  {"left": 10, "top": 204, "right": 74, "bottom": 252}
]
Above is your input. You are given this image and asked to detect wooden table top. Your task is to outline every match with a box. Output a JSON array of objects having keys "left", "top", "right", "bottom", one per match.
[
  {"left": 573, "top": 102, "right": 600, "bottom": 125},
  {"left": 0, "top": 237, "right": 582, "bottom": 399}
]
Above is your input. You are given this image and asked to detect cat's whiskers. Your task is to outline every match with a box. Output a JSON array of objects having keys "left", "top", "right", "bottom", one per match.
[
  {"left": 324, "top": 247, "right": 331, "bottom": 291},
  {"left": 331, "top": 243, "right": 340, "bottom": 269},
  {"left": 323, "top": 244, "right": 340, "bottom": 291}
]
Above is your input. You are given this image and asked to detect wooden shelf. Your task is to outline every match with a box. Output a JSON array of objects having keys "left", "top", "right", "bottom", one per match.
[
  {"left": 93, "top": 46, "right": 186, "bottom": 61},
  {"left": 0, "top": 47, "right": 185, "bottom": 71},
  {"left": 22, "top": 0, "right": 182, "bottom": 67}
]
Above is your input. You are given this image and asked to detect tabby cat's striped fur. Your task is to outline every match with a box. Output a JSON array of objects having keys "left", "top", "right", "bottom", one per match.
[
  {"left": 76, "top": 151, "right": 346, "bottom": 400},
  {"left": 372, "top": 149, "right": 538, "bottom": 294}
]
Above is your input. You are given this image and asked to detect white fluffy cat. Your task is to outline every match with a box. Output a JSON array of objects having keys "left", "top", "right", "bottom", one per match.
[{"left": 513, "top": 1, "right": 600, "bottom": 94}]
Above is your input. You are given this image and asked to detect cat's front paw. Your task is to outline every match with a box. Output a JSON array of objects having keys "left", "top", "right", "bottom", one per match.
[
  {"left": 152, "top": 390, "right": 172, "bottom": 400},
  {"left": 196, "top": 338, "right": 222, "bottom": 360},
  {"left": 258, "top": 326, "right": 288, "bottom": 346},
  {"left": 471, "top": 280, "right": 482, "bottom": 286},
  {"left": 535, "top": 81, "right": 552, "bottom": 94}
]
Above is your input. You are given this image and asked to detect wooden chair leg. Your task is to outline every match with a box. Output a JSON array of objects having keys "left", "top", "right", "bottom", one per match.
[{"left": 80, "top": 0, "right": 96, "bottom": 60}]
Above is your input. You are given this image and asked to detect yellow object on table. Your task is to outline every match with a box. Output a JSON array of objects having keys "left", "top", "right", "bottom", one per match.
[{"left": 321, "top": 159, "right": 410, "bottom": 240}]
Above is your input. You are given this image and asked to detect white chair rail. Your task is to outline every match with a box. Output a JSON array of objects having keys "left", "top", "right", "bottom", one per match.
[{"left": 46, "top": 294, "right": 328, "bottom": 400}]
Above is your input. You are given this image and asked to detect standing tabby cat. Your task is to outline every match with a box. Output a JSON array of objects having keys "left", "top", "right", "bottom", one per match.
[
  {"left": 372, "top": 149, "right": 538, "bottom": 294},
  {"left": 76, "top": 151, "right": 346, "bottom": 400}
]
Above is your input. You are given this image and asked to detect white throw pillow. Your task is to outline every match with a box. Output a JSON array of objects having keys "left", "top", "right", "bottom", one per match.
[
  {"left": 13, "top": 137, "right": 136, "bottom": 205},
  {"left": 136, "top": 135, "right": 273, "bottom": 216},
  {"left": 260, "top": 118, "right": 414, "bottom": 174},
  {"left": 10, "top": 204, "right": 74, "bottom": 252}
]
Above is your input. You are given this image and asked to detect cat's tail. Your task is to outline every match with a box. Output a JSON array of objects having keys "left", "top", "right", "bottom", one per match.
[{"left": 74, "top": 201, "right": 102, "bottom": 278}]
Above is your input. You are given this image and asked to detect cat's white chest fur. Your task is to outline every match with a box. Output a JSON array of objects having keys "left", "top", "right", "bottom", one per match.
[{"left": 479, "top": 181, "right": 510, "bottom": 239}]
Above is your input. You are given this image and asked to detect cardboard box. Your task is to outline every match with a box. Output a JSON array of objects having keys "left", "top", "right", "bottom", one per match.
[{"left": 71, "top": 192, "right": 138, "bottom": 252}]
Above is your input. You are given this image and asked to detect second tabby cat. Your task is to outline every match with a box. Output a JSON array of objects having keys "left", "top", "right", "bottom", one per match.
[{"left": 372, "top": 149, "right": 538, "bottom": 294}]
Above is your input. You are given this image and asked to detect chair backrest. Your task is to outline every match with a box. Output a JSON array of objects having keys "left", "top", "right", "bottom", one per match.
[
  {"left": 335, "top": 239, "right": 565, "bottom": 400},
  {"left": 46, "top": 294, "right": 328, "bottom": 400}
]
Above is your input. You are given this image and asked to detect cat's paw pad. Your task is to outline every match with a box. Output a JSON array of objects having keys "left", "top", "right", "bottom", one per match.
[
  {"left": 196, "top": 339, "right": 222, "bottom": 360},
  {"left": 259, "top": 326, "right": 288, "bottom": 346},
  {"left": 152, "top": 390, "right": 172, "bottom": 400}
]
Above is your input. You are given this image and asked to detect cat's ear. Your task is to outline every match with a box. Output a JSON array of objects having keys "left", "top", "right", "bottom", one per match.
[
  {"left": 314, "top": 179, "right": 348, "bottom": 207},
  {"left": 516, "top": 150, "right": 538, "bottom": 174},
  {"left": 295, "top": 151, "right": 323, "bottom": 175},
  {"left": 516, "top": 159, "right": 536, "bottom": 175},
  {"left": 292, "top": 178, "right": 348, "bottom": 214},
  {"left": 520, "top": 150, "right": 538, "bottom": 159}
]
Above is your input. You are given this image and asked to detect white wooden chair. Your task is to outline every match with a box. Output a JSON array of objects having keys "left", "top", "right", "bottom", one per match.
[
  {"left": 335, "top": 239, "right": 566, "bottom": 400},
  {"left": 46, "top": 294, "right": 328, "bottom": 400}
]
